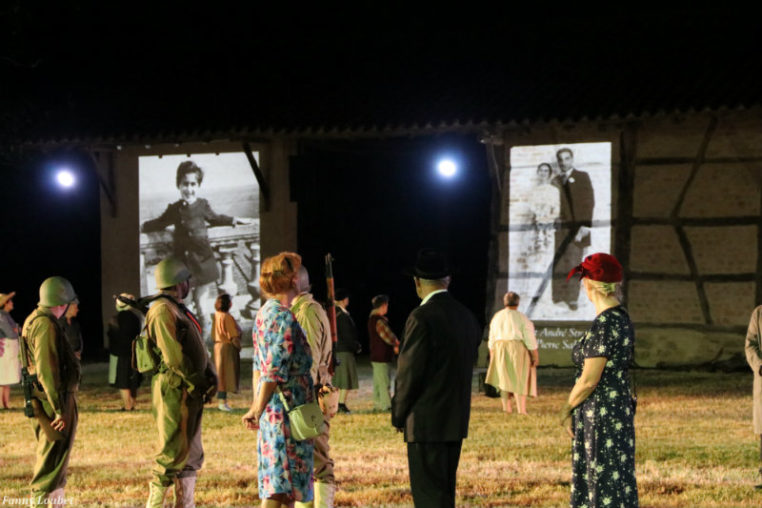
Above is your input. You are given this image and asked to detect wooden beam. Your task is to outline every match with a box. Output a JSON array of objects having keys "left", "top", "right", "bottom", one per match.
[
  {"left": 618, "top": 122, "right": 638, "bottom": 304},
  {"left": 89, "top": 149, "right": 117, "bottom": 217},
  {"left": 483, "top": 135, "right": 504, "bottom": 322},
  {"left": 670, "top": 116, "right": 718, "bottom": 325},
  {"left": 243, "top": 142, "right": 270, "bottom": 211},
  {"left": 633, "top": 216, "right": 760, "bottom": 226},
  {"left": 635, "top": 155, "right": 762, "bottom": 165}
]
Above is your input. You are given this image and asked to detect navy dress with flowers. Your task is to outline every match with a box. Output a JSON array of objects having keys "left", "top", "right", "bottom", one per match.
[
  {"left": 254, "top": 299, "right": 314, "bottom": 501},
  {"left": 571, "top": 306, "right": 638, "bottom": 508}
]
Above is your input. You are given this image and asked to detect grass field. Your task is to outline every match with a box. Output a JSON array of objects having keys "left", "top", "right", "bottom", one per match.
[{"left": 0, "top": 360, "right": 760, "bottom": 507}]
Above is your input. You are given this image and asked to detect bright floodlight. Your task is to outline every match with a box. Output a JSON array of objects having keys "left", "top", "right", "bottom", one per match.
[
  {"left": 56, "top": 169, "right": 76, "bottom": 188},
  {"left": 437, "top": 159, "right": 457, "bottom": 178}
]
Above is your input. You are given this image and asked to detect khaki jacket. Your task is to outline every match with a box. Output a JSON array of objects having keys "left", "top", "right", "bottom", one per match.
[
  {"left": 291, "top": 292, "right": 332, "bottom": 386},
  {"left": 21, "top": 307, "right": 81, "bottom": 419},
  {"left": 745, "top": 306, "right": 762, "bottom": 434},
  {"left": 146, "top": 292, "right": 214, "bottom": 394}
]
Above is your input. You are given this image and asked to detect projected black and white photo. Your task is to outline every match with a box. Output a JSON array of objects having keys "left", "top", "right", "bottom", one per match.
[
  {"left": 139, "top": 152, "right": 261, "bottom": 345},
  {"left": 508, "top": 142, "right": 611, "bottom": 321}
]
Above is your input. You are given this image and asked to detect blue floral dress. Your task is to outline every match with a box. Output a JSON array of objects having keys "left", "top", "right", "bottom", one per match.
[
  {"left": 254, "top": 299, "right": 314, "bottom": 501},
  {"left": 571, "top": 306, "right": 638, "bottom": 508}
]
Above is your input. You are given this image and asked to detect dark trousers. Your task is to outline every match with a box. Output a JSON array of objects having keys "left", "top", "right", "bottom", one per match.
[{"left": 406, "top": 441, "right": 463, "bottom": 508}]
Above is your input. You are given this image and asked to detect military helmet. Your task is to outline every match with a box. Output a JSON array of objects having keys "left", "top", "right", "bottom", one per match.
[
  {"left": 154, "top": 257, "right": 191, "bottom": 289},
  {"left": 38, "top": 276, "right": 77, "bottom": 307}
]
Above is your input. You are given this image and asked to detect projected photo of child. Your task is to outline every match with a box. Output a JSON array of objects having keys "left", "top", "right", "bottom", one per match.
[
  {"left": 139, "top": 153, "right": 260, "bottom": 344},
  {"left": 508, "top": 143, "right": 611, "bottom": 321}
]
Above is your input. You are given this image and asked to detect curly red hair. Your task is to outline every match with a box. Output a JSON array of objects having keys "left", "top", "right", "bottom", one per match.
[{"left": 260, "top": 252, "right": 302, "bottom": 296}]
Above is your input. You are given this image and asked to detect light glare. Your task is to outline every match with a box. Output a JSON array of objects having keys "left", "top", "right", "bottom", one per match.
[
  {"left": 56, "top": 170, "right": 75, "bottom": 188},
  {"left": 437, "top": 159, "right": 457, "bottom": 178}
]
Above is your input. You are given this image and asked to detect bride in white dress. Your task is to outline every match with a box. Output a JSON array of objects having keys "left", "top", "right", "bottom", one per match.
[{"left": 521, "top": 163, "right": 560, "bottom": 304}]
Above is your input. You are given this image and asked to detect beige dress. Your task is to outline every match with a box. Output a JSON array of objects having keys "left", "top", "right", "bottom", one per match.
[
  {"left": 485, "top": 308, "right": 538, "bottom": 397},
  {"left": 212, "top": 311, "right": 241, "bottom": 393}
]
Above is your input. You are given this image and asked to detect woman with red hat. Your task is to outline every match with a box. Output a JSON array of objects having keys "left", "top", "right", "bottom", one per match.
[{"left": 560, "top": 253, "right": 639, "bottom": 507}]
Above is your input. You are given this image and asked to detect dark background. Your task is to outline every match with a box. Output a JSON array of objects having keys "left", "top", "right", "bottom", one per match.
[
  {"left": 0, "top": 6, "right": 758, "bottom": 358},
  {"left": 1, "top": 151, "right": 102, "bottom": 356},
  {"left": 293, "top": 135, "right": 492, "bottom": 349}
]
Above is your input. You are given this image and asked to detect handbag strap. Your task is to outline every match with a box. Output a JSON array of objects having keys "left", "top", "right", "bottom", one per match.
[{"left": 276, "top": 386, "right": 292, "bottom": 412}]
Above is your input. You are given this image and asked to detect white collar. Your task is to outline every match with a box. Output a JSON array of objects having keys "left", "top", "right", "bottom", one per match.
[{"left": 420, "top": 289, "right": 448, "bottom": 306}]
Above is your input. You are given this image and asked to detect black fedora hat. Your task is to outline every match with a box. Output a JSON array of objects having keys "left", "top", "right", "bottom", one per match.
[{"left": 405, "top": 248, "right": 451, "bottom": 279}]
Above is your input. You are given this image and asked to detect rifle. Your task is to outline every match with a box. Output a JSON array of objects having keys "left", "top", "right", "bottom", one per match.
[{"left": 324, "top": 254, "right": 339, "bottom": 376}]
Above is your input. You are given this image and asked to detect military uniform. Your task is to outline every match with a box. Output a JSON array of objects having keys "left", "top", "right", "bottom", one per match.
[
  {"left": 292, "top": 291, "right": 336, "bottom": 507},
  {"left": 21, "top": 306, "right": 81, "bottom": 503},
  {"left": 146, "top": 288, "right": 216, "bottom": 506}
]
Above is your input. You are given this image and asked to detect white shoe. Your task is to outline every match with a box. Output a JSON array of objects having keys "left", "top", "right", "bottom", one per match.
[{"left": 218, "top": 402, "right": 232, "bottom": 412}]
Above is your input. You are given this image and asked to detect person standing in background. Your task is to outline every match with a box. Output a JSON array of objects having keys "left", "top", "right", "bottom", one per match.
[
  {"left": 485, "top": 291, "right": 539, "bottom": 415},
  {"left": 333, "top": 289, "right": 360, "bottom": 414},
  {"left": 392, "top": 249, "right": 481, "bottom": 508},
  {"left": 560, "top": 253, "right": 638, "bottom": 507},
  {"left": 0, "top": 291, "right": 21, "bottom": 409},
  {"left": 745, "top": 305, "right": 762, "bottom": 489},
  {"left": 368, "top": 294, "right": 399, "bottom": 412},
  {"left": 21, "top": 277, "right": 81, "bottom": 506},
  {"left": 144, "top": 257, "right": 217, "bottom": 508},
  {"left": 292, "top": 264, "right": 337, "bottom": 507},
  {"left": 106, "top": 294, "right": 143, "bottom": 411},
  {"left": 212, "top": 293, "right": 241, "bottom": 412},
  {"left": 60, "top": 299, "right": 83, "bottom": 360}
]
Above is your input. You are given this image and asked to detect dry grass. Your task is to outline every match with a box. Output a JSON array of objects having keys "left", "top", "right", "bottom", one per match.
[{"left": 0, "top": 362, "right": 760, "bottom": 507}]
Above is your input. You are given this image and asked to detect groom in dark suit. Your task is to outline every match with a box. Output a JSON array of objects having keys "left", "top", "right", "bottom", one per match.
[
  {"left": 392, "top": 249, "right": 481, "bottom": 508},
  {"left": 551, "top": 147, "right": 595, "bottom": 310}
]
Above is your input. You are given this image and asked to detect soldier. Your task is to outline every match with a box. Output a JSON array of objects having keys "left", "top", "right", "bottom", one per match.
[
  {"left": 145, "top": 257, "right": 217, "bottom": 508},
  {"left": 291, "top": 265, "right": 337, "bottom": 507},
  {"left": 20, "top": 276, "right": 80, "bottom": 507}
]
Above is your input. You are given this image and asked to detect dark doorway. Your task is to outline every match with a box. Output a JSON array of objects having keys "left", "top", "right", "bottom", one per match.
[{"left": 291, "top": 133, "right": 491, "bottom": 348}]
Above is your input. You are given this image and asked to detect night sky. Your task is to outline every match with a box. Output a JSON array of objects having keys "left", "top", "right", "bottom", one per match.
[{"left": 0, "top": 7, "right": 757, "bottom": 357}]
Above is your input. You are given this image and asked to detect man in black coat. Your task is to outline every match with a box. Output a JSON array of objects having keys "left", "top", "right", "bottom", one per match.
[
  {"left": 392, "top": 249, "right": 481, "bottom": 508},
  {"left": 551, "top": 147, "right": 595, "bottom": 311}
]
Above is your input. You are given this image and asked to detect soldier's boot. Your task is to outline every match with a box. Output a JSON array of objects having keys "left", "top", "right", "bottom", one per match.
[
  {"left": 314, "top": 481, "right": 335, "bottom": 508},
  {"left": 146, "top": 482, "right": 168, "bottom": 508},
  {"left": 173, "top": 475, "right": 196, "bottom": 508}
]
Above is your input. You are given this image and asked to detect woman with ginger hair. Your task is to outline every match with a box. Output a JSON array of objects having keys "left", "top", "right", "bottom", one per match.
[
  {"left": 242, "top": 252, "right": 314, "bottom": 507},
  {"left": 560, "top": 253, "right": 638, "bottom": 507}
]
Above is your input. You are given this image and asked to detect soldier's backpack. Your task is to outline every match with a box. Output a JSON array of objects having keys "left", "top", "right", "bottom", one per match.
[{"left": 132, "top": 328, "right": 161, "bottom": 374}]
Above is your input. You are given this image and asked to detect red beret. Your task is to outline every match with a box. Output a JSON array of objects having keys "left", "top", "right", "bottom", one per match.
[{"left": 567, "top": 253, "right": 623, "bottom": 283}]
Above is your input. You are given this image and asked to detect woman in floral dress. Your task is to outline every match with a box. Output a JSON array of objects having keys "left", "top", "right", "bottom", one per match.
[
  {"left": 560, "top": 253, "right": 638, "bottom": 508},
  {"left": 243, "top": 252, "right": 314, "bottom": 507}
]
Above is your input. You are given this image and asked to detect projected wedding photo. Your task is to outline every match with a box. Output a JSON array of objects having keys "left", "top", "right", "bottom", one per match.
[
  {"left": 138, "top": 152, "right": 261, "bottom": 344},
  {"left": 508, "top": 142, "right": 612, "bottom": 321}
]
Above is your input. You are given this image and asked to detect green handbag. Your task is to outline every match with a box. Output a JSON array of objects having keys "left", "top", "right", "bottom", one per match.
[{"left": 277, "top": 387, "right": 325, "bottom": 441}]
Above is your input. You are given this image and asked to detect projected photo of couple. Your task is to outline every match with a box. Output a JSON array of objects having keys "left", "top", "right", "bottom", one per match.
[
  {"left": 138, "top": 152, "right": 261, "bottom": 345},
  {"left": 508, "top": 142, "right": 611, "bottom": 321}
]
